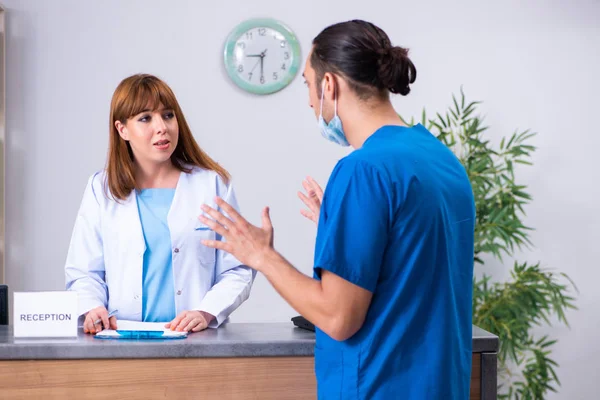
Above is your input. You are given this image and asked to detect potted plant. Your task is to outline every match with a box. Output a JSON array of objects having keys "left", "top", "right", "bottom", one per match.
[{"left": 402, "top": 89, "right": 577, "bottom": 399}]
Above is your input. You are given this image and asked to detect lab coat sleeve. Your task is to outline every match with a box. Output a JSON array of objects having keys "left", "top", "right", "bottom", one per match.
[
  {"left": 196, "top": 179, "right": 256, "bottom": 327},
  {"left": 64, "top": 173, "right": 108, "bottom": 318}
]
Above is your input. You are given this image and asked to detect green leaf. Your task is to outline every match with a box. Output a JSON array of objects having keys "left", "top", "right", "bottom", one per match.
[
  {"left": 453, "top": 94, "right": 460, "bottom": 118},
  {"left": 436, "top": 112, "right": 447, "bottom": 128}
]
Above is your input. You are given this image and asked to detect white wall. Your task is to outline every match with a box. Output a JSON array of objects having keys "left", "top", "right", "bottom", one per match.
[{"left": 3, "top": 0, "right": 599, "bottom": 398}]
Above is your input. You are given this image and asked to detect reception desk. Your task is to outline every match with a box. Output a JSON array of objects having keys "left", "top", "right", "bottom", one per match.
[{"left": 0, "top": 323, "right": 498, "bottom": 399}]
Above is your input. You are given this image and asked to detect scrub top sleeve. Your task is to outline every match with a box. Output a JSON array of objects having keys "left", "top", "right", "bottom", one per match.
[{"left": 314, "top": 159, "right": 391, "bottom": 293}]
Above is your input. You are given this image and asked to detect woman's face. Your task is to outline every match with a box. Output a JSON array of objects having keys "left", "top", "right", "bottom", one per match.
[{"left": 115, "top": 103, "right": 179, "bottom": 166}]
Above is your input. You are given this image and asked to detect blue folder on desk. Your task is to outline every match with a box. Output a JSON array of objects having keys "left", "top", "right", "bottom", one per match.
[{"left": 94, "top": 320, "right": 188, "bottom": 340}]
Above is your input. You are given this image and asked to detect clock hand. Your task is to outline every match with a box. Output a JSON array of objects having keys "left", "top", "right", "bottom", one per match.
[
  {"left": 260, "top": 57, "right": 265, "bottom": 80},
  {"left": 250, "top": 58, "right": 261, "bottom": 74},
  {"left": 260, "top": 49, "right": 267, "bottom": 80}
]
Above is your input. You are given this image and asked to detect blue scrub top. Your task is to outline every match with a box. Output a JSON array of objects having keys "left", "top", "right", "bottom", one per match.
[
  {"left": 313, "top": 124, "right": 475, "bottom": 399},
  {"left": 136, "top": 188, "right": 177, "bottom": 322}
]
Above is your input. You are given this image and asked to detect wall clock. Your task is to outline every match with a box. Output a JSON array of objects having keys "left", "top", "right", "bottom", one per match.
[{"left": 223, "top": 18, "right": 301, "bottom": 95}]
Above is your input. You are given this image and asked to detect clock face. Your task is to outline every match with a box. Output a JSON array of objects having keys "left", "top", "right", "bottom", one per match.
[{"left": 224, "top": 19, "right": 301, "bottom": 95}]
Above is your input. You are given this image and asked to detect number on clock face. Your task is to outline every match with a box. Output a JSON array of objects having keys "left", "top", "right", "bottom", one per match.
[{"left": 234, "top": 27, "right": 293, "bottom": 85}]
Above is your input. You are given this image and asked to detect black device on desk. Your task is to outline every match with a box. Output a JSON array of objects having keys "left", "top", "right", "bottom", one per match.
[
  {"left": 291, "top": 315, "right": 315, "bottom": 332},
  {"left": 0, "top": 285, "right": 8, "bottom": 325}
]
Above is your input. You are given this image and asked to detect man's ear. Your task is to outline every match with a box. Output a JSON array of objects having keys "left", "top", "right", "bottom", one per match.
[{"left": 322, "top": 72, "right": 337, "bottom": 102}]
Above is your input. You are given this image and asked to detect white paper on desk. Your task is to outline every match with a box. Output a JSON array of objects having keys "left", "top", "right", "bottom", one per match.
[{"left": 95, "top": 320, "right": 187, "bottom": 338}]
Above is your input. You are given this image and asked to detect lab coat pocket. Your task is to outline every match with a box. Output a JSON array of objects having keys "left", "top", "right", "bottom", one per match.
[{"left": 189, "top": 227, "right": 216, "bottom": 266}]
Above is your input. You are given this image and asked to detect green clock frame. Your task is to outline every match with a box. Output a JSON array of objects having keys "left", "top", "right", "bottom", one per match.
[{"left": 223, "top": 18, "right": 302, "bottom": 95}]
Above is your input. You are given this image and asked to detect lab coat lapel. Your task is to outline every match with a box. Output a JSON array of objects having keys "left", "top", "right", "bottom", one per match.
[
  {"left": 121, "top": 189, "right": 146, "bottom": 256},
  {"left": 168, "top": 171, "right": 195, "bottom": 248}
]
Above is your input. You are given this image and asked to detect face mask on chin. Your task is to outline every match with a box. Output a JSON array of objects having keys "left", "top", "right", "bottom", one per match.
[{"left": 317, "top": 80, "right": 350, "bottom": 147}]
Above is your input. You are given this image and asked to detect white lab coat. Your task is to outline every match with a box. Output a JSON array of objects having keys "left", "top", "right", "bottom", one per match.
[{"left": 64, "top": 166, "right": 255, "bottom": 327}]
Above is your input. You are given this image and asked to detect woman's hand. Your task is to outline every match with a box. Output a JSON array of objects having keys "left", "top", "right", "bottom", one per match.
[
  {"left": 165, "top": 311, "right": 214, "bottom": 332},
  {"left": 83, "top": 306, "right": 117, "bottom": 334},
  {"left": 297, "top": 176, "right": 323, "bottom": 225}
]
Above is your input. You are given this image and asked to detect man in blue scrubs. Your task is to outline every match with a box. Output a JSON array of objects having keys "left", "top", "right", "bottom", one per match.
[
  {"left": 309, "top": 121, "right": 475, "bottom": 398},
  {"left": 201, "top": 19, "right": 476, "bottom": 399}
]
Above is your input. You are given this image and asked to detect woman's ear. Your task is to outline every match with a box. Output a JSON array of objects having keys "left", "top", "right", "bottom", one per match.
[{"left": 115, "top": 120, "right": 128, "bottom": 141}]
